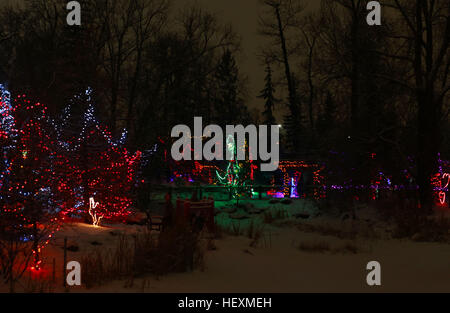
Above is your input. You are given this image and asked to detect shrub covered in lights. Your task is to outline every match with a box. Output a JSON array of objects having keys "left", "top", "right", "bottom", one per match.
[
  {"left": 50, "top": 88, "right": 141, "bottom": 225},
  {"left": 0, "top": 85, "right": 142, "bottom": 264},
  {"left": 0, "top": 87, "right": 63, "bottom": 269}
]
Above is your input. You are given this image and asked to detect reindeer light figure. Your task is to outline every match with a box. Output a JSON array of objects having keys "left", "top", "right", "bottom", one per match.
[{"left": 89, "top": 197, "right": 103, "bottom": 227}]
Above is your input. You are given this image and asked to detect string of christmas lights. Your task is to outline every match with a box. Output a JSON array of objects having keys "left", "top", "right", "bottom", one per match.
[
  {"left": 48, "top": 88, "right": 142, "bottom": 225},
  {"left": 0, "top": 86, "right": 143, "bottom": 270}
]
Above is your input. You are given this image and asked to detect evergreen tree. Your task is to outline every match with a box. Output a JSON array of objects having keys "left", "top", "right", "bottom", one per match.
[
  {"left": 214, "top": 49, "right": 241, "bottom": 126},
  {"left": 282, "top": 74, "right": 303, "bottom": 152},
  {"left": 258, "top": 63, "right": 278, "bottom": 125}
]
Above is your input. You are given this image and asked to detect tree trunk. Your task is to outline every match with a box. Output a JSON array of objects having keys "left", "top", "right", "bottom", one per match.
[
  {"left": 274, "top": 4, "right": 301, "bottom": 149},
  {"left": 413, "top": 0, "right": 440, "bottom": 214},
  {"left": 350, "top": 11, "right": 361, "bottom": 138},
  {"left": 307, "top": 44, "right": 314, "bottom": 130},
  {"left": 417, "top": 96, "right": 437, "bottom": 213},
  {"left": 127, "top": 47, "right": 142, "bottom": 149}
]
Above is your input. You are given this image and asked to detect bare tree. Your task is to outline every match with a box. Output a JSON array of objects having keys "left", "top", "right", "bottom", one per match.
[
  {"left": 259, "top": 0, "right": 305, "bottom": 150},
  {"left": 126, "top": 0, "right": 169, "bottom": 139},
  {"left": 299, "top": 14, "right": 320, "bottom": 130},
  {"left": 93, "top": 0, "right": 137, "bottom": 134},
  {"left": 382, "top": 0, "right": 450, "bottom": 212},
  {"left": 0, "top": 233, "right": 33, "bottom": 293}
]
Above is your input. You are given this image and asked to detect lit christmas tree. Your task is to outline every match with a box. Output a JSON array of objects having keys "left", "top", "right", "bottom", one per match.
[
  {"left": 0, "top": 90, "right": 63, "bottom": 270},
  {"left": 52, "top": 88, "right": 141, "bottom": 226},
  {"left": 216, "top": 134, "right": 253, "bottom": 200}
]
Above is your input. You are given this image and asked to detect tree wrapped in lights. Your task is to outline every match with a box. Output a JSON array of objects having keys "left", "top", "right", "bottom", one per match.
[
  {"left": 0, "top": 85, "right": 15, "bottom": 189},
  {"left": 0, "top": 85, "right": 32, "bottom": 289},
  {"left": 53, "top": 88, "right": 141, "bottom": 226},
  {"left": 0, "top": 85, "right": 141, "bottom": 284},
  {"left": 0, "top": 90, "right": 63, "bottom": 273},
  {"left": 216, "top": 135, "right": 253, "bottom": 200}
]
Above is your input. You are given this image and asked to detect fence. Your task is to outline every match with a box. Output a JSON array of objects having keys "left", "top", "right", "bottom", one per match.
[{"left": 147, "top": 184, "right": 320, "bottom": 201}]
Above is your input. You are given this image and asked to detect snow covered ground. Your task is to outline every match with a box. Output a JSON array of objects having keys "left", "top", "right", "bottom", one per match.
[{"left": 1, "top": 198, "right": 449, "bottom": 293}]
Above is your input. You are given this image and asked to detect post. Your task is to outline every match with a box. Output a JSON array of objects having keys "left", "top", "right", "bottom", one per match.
[
  {"left": 184, "top": 201, "right": 191, "bottom": 220},
  {"left": 63, "top": 237, "right": 67, "bottom": 288},
  {"left": 259, "top": 186, "right": 262, "bottom": 200},
  {"left": 208, "top": 200, "right": 215, "bottom": 233},
  {"left": 9, "top": 249, "right": 13, "bottom": 293},
  {"left": 52, "top": 258, "right": 56, "bottom": 284}
]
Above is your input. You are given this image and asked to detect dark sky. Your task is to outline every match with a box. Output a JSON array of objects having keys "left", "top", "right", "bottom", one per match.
[{"left": 181, "top": 0, "right": 321, "bottom": 114}]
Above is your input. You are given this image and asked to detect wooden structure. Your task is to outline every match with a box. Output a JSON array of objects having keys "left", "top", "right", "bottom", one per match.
[
  {"left": 148, "top": 215, "right": 163, "bottom": 231},
  {"left": 176, "top": 197, "right": 215, "bottom": 232}
]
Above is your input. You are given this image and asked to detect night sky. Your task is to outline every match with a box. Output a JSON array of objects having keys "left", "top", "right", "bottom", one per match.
[{"left": 181, "top": 0, "right": 321, "bottom": 113}]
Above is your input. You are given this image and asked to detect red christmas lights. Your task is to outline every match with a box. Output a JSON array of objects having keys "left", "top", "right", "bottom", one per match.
[{"left": 0, "top": 87, "right": 142, "bottom": 270}]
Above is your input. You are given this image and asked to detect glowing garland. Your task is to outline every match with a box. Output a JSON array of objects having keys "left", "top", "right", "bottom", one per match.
[
  {"left": 48, "top": 88, "right": 128, "bottom": 152},
  {"left": 268, "top": 161, "right": 325, "bottom": 199}
]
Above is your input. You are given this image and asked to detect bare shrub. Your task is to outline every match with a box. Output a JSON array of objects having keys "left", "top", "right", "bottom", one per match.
[
  {"left": 230, "top": 222, "right": 242, "bottom": 236},
  {"left": 246, "top": 221, "right": 266, "bottom": 248},
  {"left": 298, "top": 241, "right": 331, "bottom": 253},
  {"left": 0, "top": 239, "right": 33, "bottom": 293},
  {"left": 393, "top": 214, "right": 450, "bottom": 242},
  {"left": 298, "top": 239, "right": 362, "bottom": 255},
  {"left": 134, "top": 221, "right": 205, "bottom": 276},
  {"left": 373, "top": 191, "right": 449, "bottom": 242},
  {"left": 206, "top": 239, "right": 217, "bottom": 251},
  {"left": 297, "top": 223, "right": 357, "bottom": 240},
  {"left": 263, "top": 208, "right": 288, "bottom": 224},
  {"left": 333, "top": 242, "right": 360, "bottom": 254},
  {"left": 213, "top": 223, "right": 224, "bottom": 239},
  {"left": 81, "top": 222, "right": 206, "bottom": 288},
  {"left": 25, "top": 273, "right": 55, "bottom": 293},
  {"left": 214, "top": 221, "right": 242, "bottom": 237},
  {"left": 81, "top": 249, "right": 112, "bottom": 288},
  {"left": 296, "top": 218, "right": 380, "bottom": 240},
  {"left": 246, "top": 220, "right": 255, "bottom": 238}
]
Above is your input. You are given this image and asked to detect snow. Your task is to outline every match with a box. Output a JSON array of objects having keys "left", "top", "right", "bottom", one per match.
[
  {"left": 0, "top": 199, "right": 449, "bottom": 293},
  {"left": 74, "top": 226, "right": 450, "bottom": 293}
]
